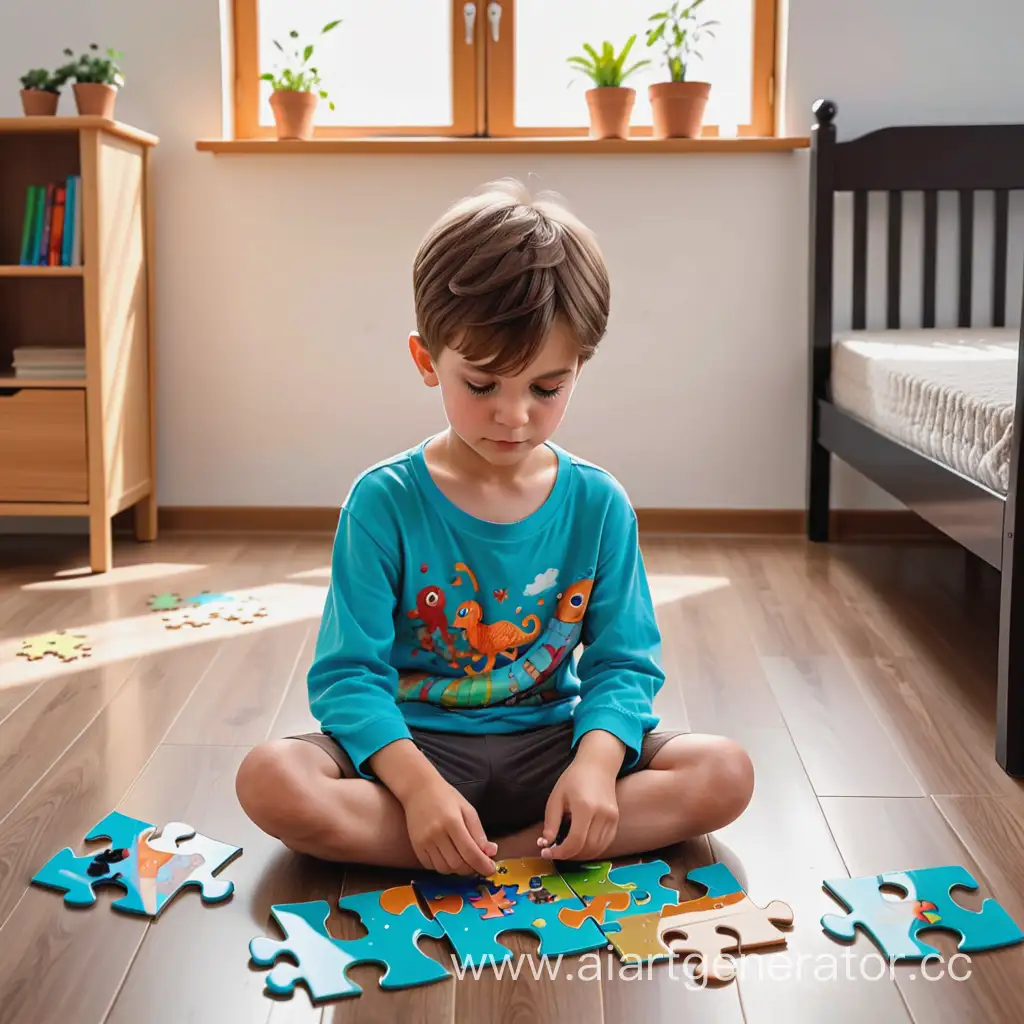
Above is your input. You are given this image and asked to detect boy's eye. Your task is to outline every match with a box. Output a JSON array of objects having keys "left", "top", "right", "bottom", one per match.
[
  {"left": 531, "top": 384, "right": 564, "bottom": 400},
  {"left": 465, "top": 380, "right": 496, "bottom": 396}
]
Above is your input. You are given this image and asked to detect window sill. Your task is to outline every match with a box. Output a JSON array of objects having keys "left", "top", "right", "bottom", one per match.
[{"left": 194, "top": 135, "right": 809, "bottom": 155}]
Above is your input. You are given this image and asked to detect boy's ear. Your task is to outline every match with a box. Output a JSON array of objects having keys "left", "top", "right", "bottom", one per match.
[{"left": 409, "top": 332, "right": 439, "bottom": 387}]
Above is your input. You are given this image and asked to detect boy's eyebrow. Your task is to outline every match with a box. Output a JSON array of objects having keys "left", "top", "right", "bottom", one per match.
[{"left": 531, "top": 367, "right": 574, "bottom": 381}]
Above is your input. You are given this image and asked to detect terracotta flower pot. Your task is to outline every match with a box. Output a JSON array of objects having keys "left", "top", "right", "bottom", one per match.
[
  {"left": 20, "top": 89, "right": 59, "bottom": 116},
  {"left": 269, "top": 90, "right": 319, "bottom": 140},
  {"left": 73, "top": 83, "right": 118, "bottom": 119},
  {"left": 649, "top": 81, "right": 711, "bottom": 139},
  {"left": 585, "top": 87, "right": 636, "bottom": 140}
]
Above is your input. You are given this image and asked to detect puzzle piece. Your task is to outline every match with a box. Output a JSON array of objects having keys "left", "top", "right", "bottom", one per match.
[
  {"left": 249, "top": 887, "right": 449, "bottom": 1002},
  {"left": 17, "top": 630, "right": 92, "bottom": 663},
  {"left": 160, "top": 606, "right": 218, "bottom": 630},
  {"left": 415, "top": 861, "right": 606, "bottom": 967},
  {"left": 658, "top": 864, "right": 793, "bottom": 982},
  {"left": 821, "top": 866, "right": 1024, "bottom": 961},
  {"left": 216, "top": 597, "right": 268, "bottom": 624},
  {"left": 31, "top": 811, "right": 241, "bottom": 917},
  {"left": 184, "top": 591, "right": 236, "bottom": 607},
  {"left": 147, "top": 592, "right": 183, "bottom": 612}
]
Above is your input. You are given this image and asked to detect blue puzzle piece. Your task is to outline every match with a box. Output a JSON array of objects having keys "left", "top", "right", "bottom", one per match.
[
  {"left": 686, "top": 862, "right": 744, "bottom": 900},
  {"left": 250, "top": 887, "right": 449, "bottom": 1002},
  {"left": 31, "top": 812, "right": 240, "bottom": 917},
  {"left": 609, "top": 860, "right": 680, "bottom": 916},
  {"left": 822, "top": 866, "right": 1024, "bottom": 961}
]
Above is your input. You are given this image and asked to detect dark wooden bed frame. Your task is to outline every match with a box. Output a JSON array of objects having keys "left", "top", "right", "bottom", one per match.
[{"left": 806, "top": 99, "right": 1024, "bottom": 777}]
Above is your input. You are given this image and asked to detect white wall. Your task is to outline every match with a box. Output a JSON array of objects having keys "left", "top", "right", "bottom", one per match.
[{"left": 2, "top": 0, "right": 1023, "bottom": 516}]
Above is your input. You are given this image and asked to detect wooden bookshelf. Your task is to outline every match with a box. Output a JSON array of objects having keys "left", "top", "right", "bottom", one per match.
[{"left": 0, "top": 117, "right": 159, "bottom": 572}]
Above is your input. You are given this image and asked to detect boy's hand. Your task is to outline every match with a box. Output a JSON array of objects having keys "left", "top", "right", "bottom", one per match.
[
  {"left": 399, "top": 776, "right": 498, "bottom": 877},
  {"left": 538, "top": 731, "right": 624, "bottom": 862}
]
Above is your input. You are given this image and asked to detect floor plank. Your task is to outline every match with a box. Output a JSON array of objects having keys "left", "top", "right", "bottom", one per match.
[
  {"left": 820, "top": 796, "right": 1024, "bottom": 1023},
  {"left": 164, "top": 622, "right": 311, "bottom": 746},
  {"left": 760, "top": 656, "right": 923, "bottom": 797}
]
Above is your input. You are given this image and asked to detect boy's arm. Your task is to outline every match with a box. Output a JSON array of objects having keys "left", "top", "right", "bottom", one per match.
[
  {"left": 573, "top": 493, "right": 664, "bottom": 772},
  {"left": 307, "top": 508, "right": 417, "bottom": 781}
]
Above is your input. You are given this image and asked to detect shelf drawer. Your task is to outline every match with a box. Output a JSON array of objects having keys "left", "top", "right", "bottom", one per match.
[{"left": 0, "top": 388, "right": 88, "bottom": 502}]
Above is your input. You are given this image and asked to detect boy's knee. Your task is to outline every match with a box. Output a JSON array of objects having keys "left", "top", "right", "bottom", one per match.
[
  {"left": 708, "top": 737, "right": 754, "bottom": 818},
  {"left": 236, "top": 741, "right": 308, "bottom": 838}
]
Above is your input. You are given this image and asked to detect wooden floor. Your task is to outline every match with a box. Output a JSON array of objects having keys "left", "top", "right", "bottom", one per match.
[{"left": 1, "top": 530, "right": 1024, "bottom": 1023}]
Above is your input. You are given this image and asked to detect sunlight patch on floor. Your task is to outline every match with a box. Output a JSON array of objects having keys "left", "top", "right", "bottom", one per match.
[
  {"left": 0, "top": 581, "right": 327, "bottom": 689},
  {"left": 21, "top": 562, "right": 207, "bottom": 591},
  {"left": 648, "top": 573, "right": 731, "bottom": 606},
  {"left": 286, "top": 566, "right": 332, "bottom": 582}
]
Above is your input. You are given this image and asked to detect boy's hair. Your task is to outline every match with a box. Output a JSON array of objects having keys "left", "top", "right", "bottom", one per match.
[{"left": 413, "top": 178, "right": 610, "bottom": 376}]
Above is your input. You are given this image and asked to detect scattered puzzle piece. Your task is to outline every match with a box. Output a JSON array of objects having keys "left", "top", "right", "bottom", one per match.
[
  {"left": 17, "top": 630, "right": 92, "bottom": 663},
  {"left": 821, "top": 866, "right": 1024, "bottom": 961},
  {"left": 217, "top": 597, "right": 268, "bottom": 624},
  {"left": 30, "top": 811, "right": 241, "bottom": 917},
  {"left": 160, "top": 606, "right": 218, "bottom": 630},
  {"left": 147, "top": 592, "right": 183, "bottom": 612},
  {"left": 415, "top": 860, "right": 606, "bottom": 968},
  {"left": 249, "top": 887, "right": 449, "bottom": 1002}
]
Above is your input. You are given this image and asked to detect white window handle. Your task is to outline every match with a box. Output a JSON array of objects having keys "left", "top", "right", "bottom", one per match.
[
  {"left": 488, "top": 1, "right": 502, "bottom": 42},
  {"left": 464, "top": 2, "right": 476, "bottom": 44}
]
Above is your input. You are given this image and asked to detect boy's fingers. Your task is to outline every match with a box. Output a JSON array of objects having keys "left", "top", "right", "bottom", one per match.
[
  {"left": 541, "top": 794, "right": 565, "bottom": 845},
  {"left": 462, "top": 806, "right": 498, "bottom": 858},
  {"left": 552, "top": 811, "right": 592, "bottom": 861},
  {"left": 455, "top": 818, "right": 496, "bottom": 876}
]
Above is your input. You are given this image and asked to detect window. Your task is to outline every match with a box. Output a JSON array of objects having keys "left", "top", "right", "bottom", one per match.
[{"left": 232, "top": 0, "right": 777, "bottom": 140}]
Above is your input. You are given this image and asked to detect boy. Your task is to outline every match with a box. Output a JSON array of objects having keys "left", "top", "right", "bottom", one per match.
[{"left": 236, "top": 179, "right": 753, "bottom": 877}]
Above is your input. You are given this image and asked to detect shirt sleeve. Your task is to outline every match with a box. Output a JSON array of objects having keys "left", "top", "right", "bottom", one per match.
[
  {"left": 306, "top": 506, "right": 411, "bottom": 780},
  {"left": 572, "top": 488, "right": 663, "bottom": 770}
]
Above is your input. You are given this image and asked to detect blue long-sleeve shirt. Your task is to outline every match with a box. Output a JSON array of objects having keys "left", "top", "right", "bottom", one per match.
[{"left": 307, "top": 437, "right": 664, "bottom": 781}]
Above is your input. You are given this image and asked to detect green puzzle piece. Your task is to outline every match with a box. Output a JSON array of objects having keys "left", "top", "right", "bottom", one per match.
[
  {"left": 250, "top": 887, "right": 450, "bottom": 1002},
  {"left": 822, "top": 866, "right": 1024, "bottom": 961},
  {"left": 31, "top": 811, "right": 240, "bottom": 917}
]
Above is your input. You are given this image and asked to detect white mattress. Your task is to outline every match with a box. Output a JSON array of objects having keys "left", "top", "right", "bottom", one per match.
[{"left": 830, "top": 328, "right": 1019, "bottom": 494}]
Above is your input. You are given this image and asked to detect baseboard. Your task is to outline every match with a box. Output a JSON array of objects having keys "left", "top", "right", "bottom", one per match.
[{"left": 157, "top": 506, "right": 942, "bottom": 541}]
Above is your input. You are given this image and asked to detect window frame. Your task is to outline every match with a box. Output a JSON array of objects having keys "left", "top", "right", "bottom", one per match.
[{"left": 231, "top": 0, "right": 778, "bottom": 141}]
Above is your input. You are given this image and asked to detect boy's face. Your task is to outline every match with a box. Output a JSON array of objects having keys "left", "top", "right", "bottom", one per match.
[{"left": 410, "top": 319, "right": 581, "bottom": 467}]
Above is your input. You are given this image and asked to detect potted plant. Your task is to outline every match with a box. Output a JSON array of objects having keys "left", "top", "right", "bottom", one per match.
[
  {"left": 567, "top": 35, "right": 650, "bottom": 140},
  {"left": 261, "top": 20, "right": 341, "bottom": 141},
  {"left": 645, "top": 1, "right": 718, "bottom": 138},
  {"left": 60, "top": 44, "right": 124, "bottom": 119},
  {"left": 19, "top": 67, "right": 69, "bottom": 116}
]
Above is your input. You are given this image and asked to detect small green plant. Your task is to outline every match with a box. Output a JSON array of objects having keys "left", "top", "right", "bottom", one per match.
[
  {"left": 567, "top": 34, "right": 650, "bottom": 88},
  {"left": 260, "top": 20, "right": 341, "bottom": 110},
  {"left": 646, "top": 1, "right": 718, "bottom": 82},
  {"left": 60, "top": 44, "right": 125, "bottom": 87},
  {"left": 19, "top": 67, "right": 69, "bottom": 94}
]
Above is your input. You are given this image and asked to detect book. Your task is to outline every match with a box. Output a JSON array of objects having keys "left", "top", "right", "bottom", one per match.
[{"left": 18, "top": 176, "right": 83, "bottom": 267}]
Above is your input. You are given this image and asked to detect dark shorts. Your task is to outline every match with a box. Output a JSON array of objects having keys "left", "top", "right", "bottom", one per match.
[{"left": 290, "top": 721, "right": 685, "bottom": 838}]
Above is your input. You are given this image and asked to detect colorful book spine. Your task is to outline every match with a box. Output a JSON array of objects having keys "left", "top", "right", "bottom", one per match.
[
  {"left": 18, "top": 176, "right": 84, "bottom": 267},
  {"left": 19, "top": 186, "right": 39, "bottom": 265}
]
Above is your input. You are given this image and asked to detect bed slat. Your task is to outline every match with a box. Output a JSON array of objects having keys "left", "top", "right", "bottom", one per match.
[
  {"left": 853, "top": 190, "right": 868, "bottom": 330},
  {"left": 923, "top": 190, "right": 938, "bottom": 328},
  {"left": 959, "top": 189, "right": 974, "bottom": 328},
  {"left": 887, "top": 190, "right": 902, "bottom": 329},
  {"left": 994, "top": 188, "right": 1009, "bottom": 328}
]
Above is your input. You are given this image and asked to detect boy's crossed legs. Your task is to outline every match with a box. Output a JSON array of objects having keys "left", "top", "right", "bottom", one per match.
[{"left": 236, "top": 721, "right": 754, "bottom": 870}]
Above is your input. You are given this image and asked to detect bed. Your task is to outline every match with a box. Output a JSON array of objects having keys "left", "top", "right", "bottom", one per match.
[{"left": 805, "top": 99, "right": 1024, "bottom": 777}]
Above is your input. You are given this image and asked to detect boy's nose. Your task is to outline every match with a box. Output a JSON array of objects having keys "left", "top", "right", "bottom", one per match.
[{"left": 495, "top": 401, "right": 530, "bottom": 428}]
